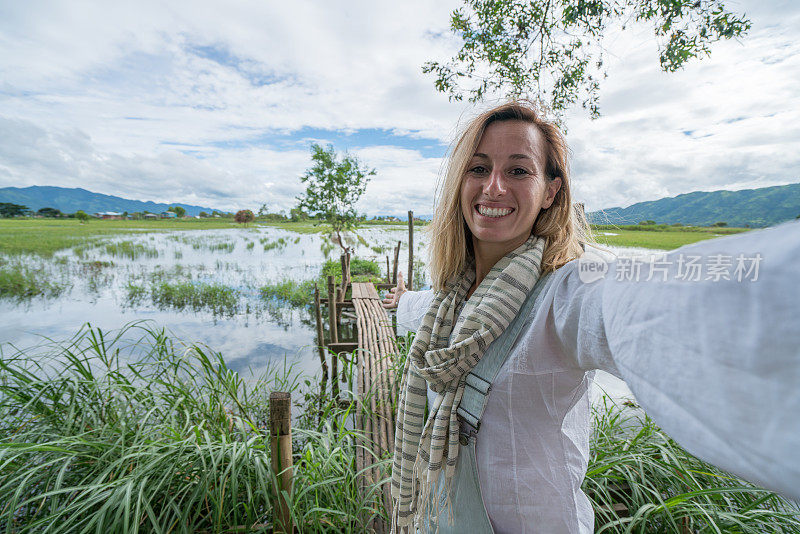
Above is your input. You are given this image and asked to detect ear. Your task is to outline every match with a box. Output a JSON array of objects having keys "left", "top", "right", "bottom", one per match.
[{"left": 542, "top": 177, "right": 562, "bottom": 209}]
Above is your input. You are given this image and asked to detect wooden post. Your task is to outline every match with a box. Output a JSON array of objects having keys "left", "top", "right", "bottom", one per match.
[
  {"left": 407, "top": 210, "right": 414, "bottom": 291},
  {"left": 327, "top": 275, "right": 338, "bottom": 345},
  {"left": 339, "top": 252, "right": 350, "bottom": 303},
  {"left": 385, "top": 256, "right": 391, "bottom": 283},
  {"left": 313, "top": 285, "right": 328, "bottom": 388},
  {"left": 327, "top": 275, "right": 339, "bottom": 401},
  {"left": 339, "top": 254, "right": 349, "bottom": 388},
  {"left": 392, "top": 241, "right": 400, "bottom": 285},
  {"left": 331, "top": 350, "right": 339, "bottom": 400},
  {"left": 269, "top": 392, "right": 293, "bottom": 534}
]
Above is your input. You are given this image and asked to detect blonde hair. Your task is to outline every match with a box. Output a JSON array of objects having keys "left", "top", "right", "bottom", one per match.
[{"left": 428, "top": 100, "right": 590, "bottom": 291}]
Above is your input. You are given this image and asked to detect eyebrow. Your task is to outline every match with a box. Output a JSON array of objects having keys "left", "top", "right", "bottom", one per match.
[{"left": 472, "top": 153, "right": 535, "bottom": 161}]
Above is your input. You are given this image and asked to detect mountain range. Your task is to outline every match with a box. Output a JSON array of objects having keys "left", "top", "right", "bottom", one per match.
[
  {"left": 586, "top": 183, "right": 800, "bottom": 227},
  {"left": 2, "top": 183, "right": 799, "bottom": 227},
  {"left": 0, "top": 186, "right": 217, "bottom": 217}
]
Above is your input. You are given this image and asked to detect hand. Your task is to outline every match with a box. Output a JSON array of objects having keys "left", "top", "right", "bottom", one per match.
[{"left": 381, "top": 271, "right": 408, "bottom": 309}]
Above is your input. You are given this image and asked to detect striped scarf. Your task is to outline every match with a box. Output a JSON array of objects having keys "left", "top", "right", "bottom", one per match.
[{"left": 391, "top": 235, "right": 546, "bottom": 532}]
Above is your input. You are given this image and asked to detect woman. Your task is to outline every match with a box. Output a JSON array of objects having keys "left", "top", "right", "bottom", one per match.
[{"left": 382, "top": 101, "right": 800, "bottom": 533}]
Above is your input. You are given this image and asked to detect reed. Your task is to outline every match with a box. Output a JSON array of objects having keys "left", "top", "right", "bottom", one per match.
[
  {"left": 0, "top": 323, "right": 381, "bottom": 533},
  {"left": 585, "top": 398, "right": 800, "bottom": 532},
  {"left": 0, "top": 260, "right": 68, "bottom": 300},
  {"left": 1, "top": 324, "right": 796, "bottom": 533}
]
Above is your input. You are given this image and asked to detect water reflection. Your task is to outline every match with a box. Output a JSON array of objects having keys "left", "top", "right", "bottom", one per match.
[{"left": 1, "top": 224, "right": 658, "bottom": 406}]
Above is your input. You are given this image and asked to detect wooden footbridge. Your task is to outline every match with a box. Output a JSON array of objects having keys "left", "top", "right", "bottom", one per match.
[{"left": 309, "top": 212, "right": 416, "bottom": 532}]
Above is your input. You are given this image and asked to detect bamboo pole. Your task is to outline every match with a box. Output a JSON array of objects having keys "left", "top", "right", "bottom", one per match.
[
  {"left": 341, "top": 268, "right": 349, "bottom": 385},
  {"left": 407, "top": 210, "right": 414, "bottom": 291},
  {"left": 327, "top": 275, "right": 338, "bottom": 345},
  {"left": 386, "top": 256, "right": 391, "bottom": 283},
  {"left": 313, "top": 285, "right": 329, "bottom": 389},
  {"left": 269, "top": 392, "right": 293, "bottom": 534},
  {"left": 327, "top": 276, "right": 340, "bottom": 401},
  {"left": 392, "top": 241, "right": 400, "bottom": 285},
  {"left": 339, "top": 252, "right": 350, "bottom": 303}
]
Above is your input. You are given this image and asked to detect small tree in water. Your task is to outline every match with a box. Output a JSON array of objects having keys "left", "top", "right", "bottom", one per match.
[
  {"left": 74, "top": 210, "right": 89, "bottom": 223},
  {"left": 234, "top": 209, "right": 255, "bottom": 225},
  {"left": 297, "top": 143, "right": 375, "bottom": 251}
]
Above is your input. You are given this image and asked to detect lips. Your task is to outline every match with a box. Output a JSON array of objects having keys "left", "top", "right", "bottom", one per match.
[{"left": 476, "top": 204, "right": 514, "bottom": 218}]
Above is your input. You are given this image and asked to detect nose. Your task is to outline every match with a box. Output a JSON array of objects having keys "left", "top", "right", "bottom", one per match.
[{"left": 483, "top": 168, "right": 507, "bottom": 198}]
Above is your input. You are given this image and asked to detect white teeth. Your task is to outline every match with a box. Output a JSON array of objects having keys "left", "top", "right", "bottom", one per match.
[{"left": 477, "top": 205, "right": 512, "bottom": 217}]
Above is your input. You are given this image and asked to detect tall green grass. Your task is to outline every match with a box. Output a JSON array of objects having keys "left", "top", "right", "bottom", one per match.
[
  {"left": 0, "top": 323, "right": 381, "bottom": 533},
  {"left": 1, "top": 324, "right": 796, "bottom": 533},
  {"left": 584, "top": 399, "right": 800, "bottom": 532}
]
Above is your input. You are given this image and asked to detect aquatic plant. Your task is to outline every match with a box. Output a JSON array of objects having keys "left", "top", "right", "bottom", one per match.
[
  {"left": 322, "top": 258, "right": 381, "bottom": 283},
  {"left": 208, "top": 242, "right": 236, "bottom": 253},
  {"left": 151, "top": 281, "right": 239, "bottom": 316},
  {"left": 261, "top": 237, "right": 288, "bottom": 252},
  {"left": 0, "top": 261, "right": 68, "bottom": 300},
  {"left": 104, "top": 240, "right": 159, "bottom": 260},
  {"left": 259, "top": 279, "right": 316, "bottom": 308}
]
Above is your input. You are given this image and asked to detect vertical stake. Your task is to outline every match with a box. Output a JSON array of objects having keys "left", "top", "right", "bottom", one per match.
[
  {"left": 269, "top": 392, "right": 293, "bottom": 534},
  {"left": 339, "top": 253, "right": 349, "bottom": 303},
  {"left": 407, "top": 210, "right": 414, "bottom": 291},
  {"left": 386, "top": 256, "right": 390, "bottom": 283},
  {"left": 327, "top": 275, "right": 338, "bottom": 345},
  {"left": 327, "top": 275, "right": 339, "bottom": 402},
  {"left": 392, "top": 241, "right": 400, "bottom": 285},
  {"left": 331, "top": 351, "right": 339, "bottom": 401},
  {"left": 313, "top": 284, "right": 328, "bottom": 389}
]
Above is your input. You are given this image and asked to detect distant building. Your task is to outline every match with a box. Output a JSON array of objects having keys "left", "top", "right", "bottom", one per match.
[
  {"left": 143, "top": 213, "right": 158, "bottom": 219},
  {"left": 160, "top": 212, "right": 177, "bottom": 219},
  {"left": 95, "top": 212, "right": 123, "bottom": 220}
]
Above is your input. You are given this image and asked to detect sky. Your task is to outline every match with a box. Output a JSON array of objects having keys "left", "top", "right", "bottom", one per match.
[{"left": 0, "top": 0, "right": 798, "bottom": 216}]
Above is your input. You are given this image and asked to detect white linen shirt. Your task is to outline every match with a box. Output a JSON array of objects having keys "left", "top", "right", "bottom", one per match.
[{"left": 396, "top": 221, "right": 800, "bottom": 533}]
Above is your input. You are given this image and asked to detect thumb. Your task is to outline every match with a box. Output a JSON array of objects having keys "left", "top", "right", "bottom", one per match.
[{"left": 398, "top": 271, "right": 406, "bottom": 289}]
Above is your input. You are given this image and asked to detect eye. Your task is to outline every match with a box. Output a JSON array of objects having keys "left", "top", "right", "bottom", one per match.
[
  {"left": 511, "top": 167, "right": 530, "bottom": 177},
  {"left": 468, "top": 165, "right": 489, "bottom": 175}
]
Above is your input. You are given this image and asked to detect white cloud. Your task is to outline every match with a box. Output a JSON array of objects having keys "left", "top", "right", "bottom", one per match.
[{"left": 1, "top": 0, "right": 799, "bottom": 214}]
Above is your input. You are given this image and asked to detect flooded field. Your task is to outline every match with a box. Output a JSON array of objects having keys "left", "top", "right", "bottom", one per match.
[
  {"left": 1, "top": 224, "right": 658, "bottom": 399},
  {"left": 0, "top": 225, "right": 425, "bottom": 379}
]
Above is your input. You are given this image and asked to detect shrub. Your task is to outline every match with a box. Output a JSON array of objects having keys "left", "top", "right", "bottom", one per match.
[{"left": 235, "top": 210, "right": 255, "bottom": 225}]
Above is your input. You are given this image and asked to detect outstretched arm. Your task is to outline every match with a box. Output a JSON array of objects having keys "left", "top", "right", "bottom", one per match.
[
  {"left": 550, "top": 220, "right": 800, "bottom": 501},
  {"left": 381, "top": 271, "right": 435, "bottom": 335}
]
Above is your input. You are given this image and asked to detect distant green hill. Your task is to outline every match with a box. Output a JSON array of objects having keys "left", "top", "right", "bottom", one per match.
[
  {"left": 0, "top": 186, "right": 217, "bottom": 216},
  {"left": 588, "top": 183, "right": 800, "bottom": 227}
]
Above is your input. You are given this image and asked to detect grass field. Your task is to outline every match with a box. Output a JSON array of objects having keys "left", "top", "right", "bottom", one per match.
[
  {"left": 590, "top": 224, "right": 750, "bottom": 250},
  {"left": 0, "top": 218, "right": 246, "bottom": 257},
  {"left": 0, "top": 218, "right": 755, "bottom": 257}
]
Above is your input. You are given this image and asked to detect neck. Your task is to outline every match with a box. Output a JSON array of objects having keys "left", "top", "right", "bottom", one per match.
[{"left": 470, "top": 233, "right": 530, "bottom": 291}]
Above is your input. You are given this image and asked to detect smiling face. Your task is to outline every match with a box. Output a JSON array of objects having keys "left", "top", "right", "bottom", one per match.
[{"left": 460, "top": 120, "right": 562, "bottom": 258}]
